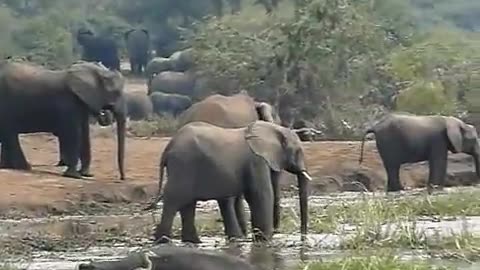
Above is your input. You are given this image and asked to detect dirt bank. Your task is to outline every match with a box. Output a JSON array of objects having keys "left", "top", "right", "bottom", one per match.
[{"left": 0, "top": 131, "right": 478, "bottom": 218}]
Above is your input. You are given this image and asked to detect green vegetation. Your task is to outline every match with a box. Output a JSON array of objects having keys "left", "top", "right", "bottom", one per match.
[{"left": 297, "top": 255, "right": 452, "bottom": 270}]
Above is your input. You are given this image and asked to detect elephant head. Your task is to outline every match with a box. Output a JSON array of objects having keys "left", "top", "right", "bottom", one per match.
[
  {"left": 254, "top": 102, "right": 281, "bottom": 125},
  {"left": 445, "top": 116, "right": 480, "bottom": 177},
  {"left": 66, "top": 62, "right": 126, "bottom": 180},
  {"left": 245, "top": 121, "right": 311, "bottom": 236},
  {"left": 76, "top": 29, "right": 94, "bottom": 46}
]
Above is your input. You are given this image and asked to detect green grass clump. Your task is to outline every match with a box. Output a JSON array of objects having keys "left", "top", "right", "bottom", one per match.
[{"left": 297, "top": 255, "right": 452, "bottom": 270}]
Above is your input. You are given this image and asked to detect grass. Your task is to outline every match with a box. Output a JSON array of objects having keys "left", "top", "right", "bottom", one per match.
[
  {"left": 297, "top": 254, "right": 453, "bottom": 270},
  {"left": 127, "top": 115, "right": 179, "bottom": 137}
]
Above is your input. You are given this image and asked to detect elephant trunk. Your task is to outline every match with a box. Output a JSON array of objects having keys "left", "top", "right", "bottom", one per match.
[
  {"left": 474, "top": 153, "right": 480, "bottom": 178},
  {"left": 297, "top": 171, "right": 311, "bottom": 238},
  {"left": 114, "top": 109, "right": 126, "bottom": 180}
]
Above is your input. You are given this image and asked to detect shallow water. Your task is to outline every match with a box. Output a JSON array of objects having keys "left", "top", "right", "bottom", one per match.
[{"left": 3, "top": 188, "right": 480, "bottom": 269}]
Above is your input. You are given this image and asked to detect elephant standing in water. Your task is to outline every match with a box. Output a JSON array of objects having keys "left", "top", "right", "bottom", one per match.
[
  {"left": 149, "top": 121, "right": 311, "bottom": 244},
  {"left": 359, "top": 113, "right": 480, "bottom": 192},
  {"left": 125, "top": 28, "right": 150, "bottom": 75},
  {"left": 0, "top": 60, "right": 126, "bottom": 180}
]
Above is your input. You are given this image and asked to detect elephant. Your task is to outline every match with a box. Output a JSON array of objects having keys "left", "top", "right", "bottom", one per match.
[
  {"left": 169, "top": 48, "right": 194, "bottom": 72},
  {"left": 359, "top": 113, "right": 480, "bottom": 192},
  {"left": 148, "top": 120, "right": 311, "bottom": 243},
  {"left": 148, "top": 71, "right": 196, "bottom": 97},
  {"left": 125, "top": 91, "right": 154, "bottom": 121},
  {"left": 173, "top": 91, "right": 281, "bottom": 237},
  {"left": 76, "top": 29, "right": 120, "bottom": 71},
  {"left": 149, "top": 92, "right": 192, "bottom": 117},
  {"left": 291, "top": 119, "right": 323, "bottom": 142},
  {"left": 76, "top": 246, "right": 255, "bottom": 270},
  {"left": 145, "top": 57, "right": 172, "bottom": 86},
  {"left": 125, "top": 28, "right": 150, "bottom": 75},
  {"left": 0, "top": 60, "right": 126, "bottom": 180}
]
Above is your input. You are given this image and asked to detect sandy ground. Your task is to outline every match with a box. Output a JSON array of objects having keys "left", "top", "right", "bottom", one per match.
[{"left": 0, "top": 75, "right": 478, "bottom": 217}]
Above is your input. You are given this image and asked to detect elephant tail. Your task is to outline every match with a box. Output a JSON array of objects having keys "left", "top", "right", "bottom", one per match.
[
  {"left": 359, "top": 128, "right": 374, "bottom": 164},
  {"left": 143, "top": 144, "right": 169, "bottom": 211}
]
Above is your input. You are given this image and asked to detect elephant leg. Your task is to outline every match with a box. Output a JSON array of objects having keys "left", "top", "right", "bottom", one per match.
[
  {"left": 271, "top": 171, "right": 282, "bottom": 232},
  {"left": 0, "top": 134, "right": 31, "bottom": 170},
  {"left": 218, "top": 198, "right": 244, "bottom": 240},
  {"left": 79, "top": 114, "right": 93, "bottom": 177},
  {"left": 60, "top": 122, "right": 82, "bottom": 179},
  {"left": 56, "top": 135, "right": 67, "bottom": 166},
  {"left": 180, "top": 202, "right": 201, "bottom": 243},
  {"left": 153, "top": 198, "right": 179, "bottom": 243},
  {"left": 234, "top": 196, "right": 248, "bottom": 236},
  {"left": 385, "top": 163, "right": 402, "bottom": 192},
  {"left": 244, "top": 168, "right": 274, "bottom": 242},
  {"left": 427, "top": 148, "right": 448, "bottom": 193}
]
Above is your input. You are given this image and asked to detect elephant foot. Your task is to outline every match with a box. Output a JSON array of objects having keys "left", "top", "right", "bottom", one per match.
[
  {"left": 79, "top": 169, "right": 94, "bottom": 178},
  {"left": 5, "top": 161, "right": 32, "bottom": 171},
  {"left": 63, "top": 169, "right": 83, "bottom": 179},
  {"left": 386, "top": 185, "right": 404, "bottom": 193},
  {"left": 56, "top": 160, "right": 67, "bottom": 167},
  {"left": 154, "top": 235, "right": 173, "bottom": 244},
  {"left": 181, "top": 235, "right": 202, "bottom": 244}
]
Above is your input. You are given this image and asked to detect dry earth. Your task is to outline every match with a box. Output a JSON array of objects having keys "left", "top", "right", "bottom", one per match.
[{"left": 0, "top": 131, "right": 478, "bottom": 218}]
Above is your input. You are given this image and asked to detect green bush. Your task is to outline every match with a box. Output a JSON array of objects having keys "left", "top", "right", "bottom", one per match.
[{"left": 396, "top": 80, "right": 456, "bottom": 115}]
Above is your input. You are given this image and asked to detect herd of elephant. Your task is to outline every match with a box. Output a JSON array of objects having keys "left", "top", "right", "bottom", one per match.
[{"left": 1, "top": 40, "right": 480, "bottom": 268}]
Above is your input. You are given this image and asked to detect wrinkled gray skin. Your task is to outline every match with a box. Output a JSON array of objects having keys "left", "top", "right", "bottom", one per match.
[
  {"left": 148, "top": 71, "right": 196, "bottom": 96},
  {"left": 0, "top": 61, "right": 126, "bottom": 180},
  {"left": 172, "top": 91, "right": 282, "bottom": 239},
  {"left": 125, "top": 92, "right": 153, "bottom": 121},
  {"left": 149, "top": 92, "right": 192, "bottom": 117},
  {"left": 359, "top": 113, "right": 480, "bottom": 192},
  {"left": 145, "top": 57, "right": 172, "bottom": 85},
  {"left": 149, "top": 121, "right": 311, "bottom": 244},
  {"left": 125, "top": 29, "right": 150, "bottom": 75},
  {"left": 169, "top": 48, "right": 194, "bottom": 72},
  {"left": 76, "top": 246, "right": 255, "bottom": 270}
]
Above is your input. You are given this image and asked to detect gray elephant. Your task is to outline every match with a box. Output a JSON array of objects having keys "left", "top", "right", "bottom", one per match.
[
  {"left": 76, "top": 246, "right": 255, "bottom": 270},
  {"left": 173, "top": 91, "right": 281, "bottom": 237},
  {"left": 76, "top": 28, "right": 120, "bottom": 71},
  {"left": 145, "top": 57, "right": 172, "bottom": 85},
  {"left": 125, "top": 28, "right": 150, "bottom": 75},
  {"left": 359, "top": 113, "right": 480, "bottom": 192},
  {"left": 169, "top": 48, "right": 194, "bottom": 72},
  {"left": 149, "top": 92, "right": 192, "bottom": 117},
  {"left": 148, "top": 71, "right": 196, "bottom": 97},
  {"left": 149, "top": 121, "right": 311, "bottom": 243},
  {"left": 0, "top": 61, "right": 126, "bottom": 179},
  {"left": 125, "top": 91, "right": 154, "bottom": 121}
]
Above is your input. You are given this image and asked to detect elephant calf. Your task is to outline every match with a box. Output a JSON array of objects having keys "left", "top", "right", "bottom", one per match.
[
  {"left": 148, "top": 120, "right": 311, "bottom": 244},
  {"left": 149, "top": 91, "right": 192, "bottom": 117},
  {"left": 359, "top": 113, "right": 480, "bottom": 192},
  {"left": 125, "top": 91, "right": 154, "bottom": 121},
  {"left": 77, "top": 246, "right": 255, "bottom": 270}
]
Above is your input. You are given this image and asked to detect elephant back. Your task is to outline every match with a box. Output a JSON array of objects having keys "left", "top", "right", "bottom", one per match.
[
  {"left": 149, "top": 71, "right": 196, "bottom": 97},
  {"left": 178, "top": 93, "right": 259, "bottom": 128}
]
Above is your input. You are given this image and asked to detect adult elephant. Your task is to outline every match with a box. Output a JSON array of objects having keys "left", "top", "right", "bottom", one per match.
[
  {"left": 125, "top": 91, "right": 154, "bottom": 121},
  {"left": 148, "top": 71, "right": 196, "bottom": 97},
  {"left": 174, "top": 91, "right": 281, "bottom": 237},
  {"left": 0, "top": 61, "right": 126, "bottom": 180},
  {"left": 359, "top": 113, "right": 480, "bottom": 192},
  {"left": 149, "top": 121, "right": 311, "bottom": 243},
  {"left": 77, "top": 246, "right": 255, "bottom": 270},
  {"left": 125, "top": 28, "right": 150, "bottom": 75},
  {"left": 145, "top": 57, "right": 172, "bottom": 86},
  {"left": 149, "top": 92, "right": 192, "bottom": 117},
  {"left": 76, "top": 29, "right": 120, "bottom": 71}
]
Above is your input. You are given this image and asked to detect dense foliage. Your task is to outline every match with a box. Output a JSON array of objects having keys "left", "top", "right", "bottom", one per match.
[{"left": 0, "top": 0, "right": 478, "bottom": 137}]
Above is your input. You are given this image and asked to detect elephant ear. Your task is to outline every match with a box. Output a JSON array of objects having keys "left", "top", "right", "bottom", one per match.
[
  {"left": 67, "top": 64, "right": 106, "bottom": 113},
  {"left": 124, "top": 29, "right": 134, "bottom": 40},
  {"left": 446, "top": 116, "right": 465, "bottom": 153},
  {"left": 245, "top": 121, "right": 285, "bottom": 172},
  {"left": 255, "top": 102, "right": 275, "bottom": 122}
]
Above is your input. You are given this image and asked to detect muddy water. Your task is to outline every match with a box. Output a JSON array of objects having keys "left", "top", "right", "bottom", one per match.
[{"left": 2, "top": 189, "right": 480, "bottom": 270}]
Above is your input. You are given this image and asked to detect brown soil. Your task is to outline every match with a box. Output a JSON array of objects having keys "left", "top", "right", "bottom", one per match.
[{"left": 0, "top": 133, "right": 478, "bottom": 218}]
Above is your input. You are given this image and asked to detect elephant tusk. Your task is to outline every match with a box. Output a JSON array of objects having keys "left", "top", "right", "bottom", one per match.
[{"left": 301, "top": 171, "right": 312, "bottom": 181}]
